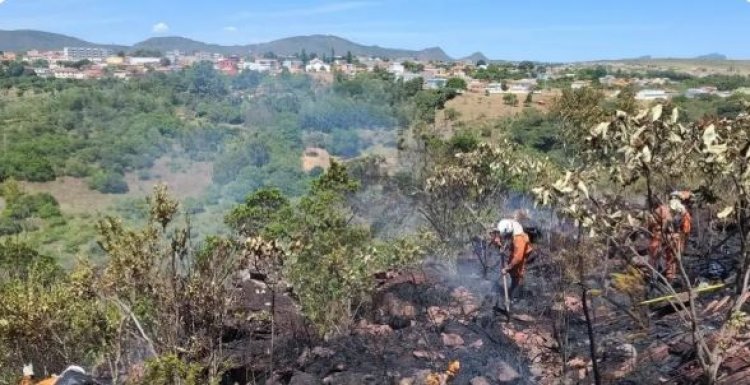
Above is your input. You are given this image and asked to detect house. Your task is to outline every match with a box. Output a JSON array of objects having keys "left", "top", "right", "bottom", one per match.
[
  {"left": 217, "top": 58, "right": 239, "bottom": 76},
  {"left": 486, "top": 82, "right": 505, "bottom": 94},
  {"left": 53, "top": 68, "right": 86, "bottom": 79},
  {"left": 244, "top": 59, "right": 277, "bottom": 72},
  {"left": 424, "top": 78, "right": 447, "bottom": 89},
  {"left": 387, "top": 62, "right": 405, "bottom": 76},
  {"left": 128, "top": 57, "right": 161, "bottom": 66},
  {"left": 636, "top": 89, "right": 669, "bottom": 101},
  {"left": 305, "top": 58, "right": 331, "bottom": 72},
  {"left": 106, "top": 56, "right": 125, "bottom": 65},
  {"left": 571, "top": 80, "right": 591, "bottom": 89}
]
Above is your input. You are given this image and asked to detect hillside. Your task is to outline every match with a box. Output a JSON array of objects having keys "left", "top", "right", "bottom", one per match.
[
  {"left": 0, "top": 29, "right": 452, "bottom": 60},
  {"left": 460, "top": 51, "right": 489, "bottom": 63},
  {"left": 133, "top": 36, "right": 244, "bottom": 55},
  {"left": 0, "top": 29, "right": 126, "bottom": 52}
]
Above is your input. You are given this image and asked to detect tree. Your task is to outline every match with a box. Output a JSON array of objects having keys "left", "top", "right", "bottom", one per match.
[
  {"left": 446, "top": 77, "right": 467, "bottom": 90},
  {"left": 476, "top": 59, "right": 487, "bottom": 67},
  {"left": 301, "top": 49, "right": 309, "bottom": 66},
  {"left": 524, "top": 92, "right": 533, "bottom": 106},
  {"left": 518, "top": 60, "right": 535, "bottom": 73},
  {"left": 346, "top": 51, "right": 353, "bottom": 64},
  {"left": 159, "top": 57, "right": 171, "bottom": 67},
  {"left": 503, "top": 93, "right": 518, "bottom": 106}
]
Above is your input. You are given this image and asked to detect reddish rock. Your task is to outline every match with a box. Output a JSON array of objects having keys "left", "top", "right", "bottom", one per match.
[
  {"left": 640, "top": 343, "right": 670, "bottom": 364},
  {"left": 441, "top": 333, "right": 465, "bottom": 348},
  {"left": 427, "top": 306, "right": 450, "bottom": 326},
  {"left": 451, "top": 287, "right": 480, "bottom": 315},
  {"left": 489, "top": 361, "right": 521, "bottom": 383},
  {"left": 470, "top": 376, "right": 491, "bottom": 385},
  {"left": 354, "top": 320, "right": 393, "bottom": 336}
]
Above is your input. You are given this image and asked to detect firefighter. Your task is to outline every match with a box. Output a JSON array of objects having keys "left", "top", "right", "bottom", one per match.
[
  {"left": 19, "top": 364, "right": 96, "bottom": 385},
  {"left": 648, "top": 198, "right": 676, "bottom": 282},
  {"left": 669, "top": 191, "right": 693, "bottom": 259},
  {"left": 490, "top": 219, "right": 533, "bottom": 299}
]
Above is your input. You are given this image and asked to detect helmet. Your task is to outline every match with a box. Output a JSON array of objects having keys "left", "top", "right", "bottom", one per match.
[{"left": 496, "top": 219, "right": 523, "bottom": 236}]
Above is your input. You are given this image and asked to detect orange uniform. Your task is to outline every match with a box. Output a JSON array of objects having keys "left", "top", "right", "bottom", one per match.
[
  {"left": 507, "top": 233, "right": 532, "bottom": 283},
  {"left": 648, "top": 204, "right": 692, "bottom": 281}
]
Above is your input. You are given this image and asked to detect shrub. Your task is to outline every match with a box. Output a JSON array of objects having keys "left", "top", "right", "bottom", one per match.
[
  {"left": 89, "top": 170, "right": 129, "bottom": 194},
  {"left": 5, "top": 193, "right": 61, "bottom": 220}
]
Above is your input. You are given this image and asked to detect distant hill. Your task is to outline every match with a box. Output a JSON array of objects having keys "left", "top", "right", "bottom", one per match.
[
  {"left": 134, "top": 37, "right": 242, "bottom": 55},
  {"left": 694, "top": 53, "right": 727, "bottom": 60},
  {"left": 460, "top": 52, "right": 489, "bottom": 63},
  {"left": 0, "top": 29, "right": 453, "bottom": 61},
  {"left": 0, "top": 30, "right": 126, "bottom": 52}
]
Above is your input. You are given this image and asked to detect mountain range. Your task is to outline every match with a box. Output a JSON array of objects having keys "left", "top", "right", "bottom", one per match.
[{"left": 0, "top": 30, "right": 463, "bottom": 61}]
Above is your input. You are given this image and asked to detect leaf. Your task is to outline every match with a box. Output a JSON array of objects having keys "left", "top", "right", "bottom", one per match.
[
  {"left": 641, "top": 146, "right": 652, "bottom": 163},
  {"left": 635, "top": 109, "right": 648, "bottom": 120},
  {"left": 671, "top": 107, "right": 679, "bottom": 124},
  {"left": 668, "top": 132, "right": 683, "bottom": 143},
  {"left": 651, "top": 104, "right": 663, "bottom": 122},
  {"left": 577, "top": 180, "right": 590, "bottom": 199},
  {"left": 717, "top": 206, "right": 734, "bottom": 219},
  {"left": 703, "top": 124, "right": 717, "bottom": 146}
]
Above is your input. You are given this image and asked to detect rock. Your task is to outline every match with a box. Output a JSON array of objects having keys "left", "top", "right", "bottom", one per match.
[
  {"left": 567, "top": 357, "right": 588, "bottom": 369},
  {"left": 289, "top": 371, "right": 320, "bottom": 385},
  {"left": 564, "top": 295, "right": 583, "bottom": 313},
  {"left": 427, "top": 306, "right": 450, "bottom": 326},
  {"left": 413, "top": 350, "right": 444, "bottom": 360},
  {"left": 469, "top": 339, "right": 484, "bottom": 349},
  {"left": 397, "top": 377, "right": 415, "bottom": 385},
  {"left": 376, "top": 292, "right": 417, "bottom": 320},
  {"left": 470, "top": 377, "right": 491, "bottom": 385},
  {"left": 323, "top": 372, "right": 377, "bottom": 385},
  {"left": 451, "top": 287, "right": 480, "bottom": 316},
  {"left": 312, "top": 346, "right": 335, "bottom": 358},
  {"left": 441, "top": 333, "right": 465, "bottom": 348},
  {"left": 489, "top": 361, "right": 520, "bottom": 384},
  {"left": 355, "top": 320, "right": 393, "bottom": 336},
  {"left": 297, "top": 347, "right": 312, "bottom": 366}
]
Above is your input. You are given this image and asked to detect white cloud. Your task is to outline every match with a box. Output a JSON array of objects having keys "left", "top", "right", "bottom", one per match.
[
  {"left": 152, "top": 22, "right": 169, "bottom": 34},
  {"left": 223, "top": 26, "right": 238, "bottom": 32},
  {"left": 0, "top": 0, "right": 6, "bottom": 4}
]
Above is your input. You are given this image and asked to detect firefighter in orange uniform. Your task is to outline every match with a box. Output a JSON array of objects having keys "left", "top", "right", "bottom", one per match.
[
  {"left": 490, "top": 219, "right": 533, "bottom": 298},
  {"left": 648, "top": 199, "right": 675, "bottom": 281}
]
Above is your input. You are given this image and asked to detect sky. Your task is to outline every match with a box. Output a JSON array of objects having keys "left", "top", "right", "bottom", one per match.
[{"left": 0, "top": 0, "right": 749, "bottom": 61}]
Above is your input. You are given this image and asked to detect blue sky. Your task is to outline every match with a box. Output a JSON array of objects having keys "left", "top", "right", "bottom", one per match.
[{"left": 0, "top": 0, "right": 749, "bottom": 61}]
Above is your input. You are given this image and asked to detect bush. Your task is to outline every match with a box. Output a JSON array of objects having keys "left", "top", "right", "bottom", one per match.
[
  {"left": 89, "top": 170, "right": 129, "bottom": 194},
  {"left": 5, "top": 193, "right": 61, "bottom": 220}
]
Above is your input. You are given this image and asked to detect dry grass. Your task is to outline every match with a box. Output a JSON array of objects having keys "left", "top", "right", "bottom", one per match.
[
  {"left": 301, "top": 147, "right": 333, "bottom": 172},
  {"left": 440, "top": 91, "right": 559, "bottom": 125},
  {"left": 20, "top": 157, "right": 213, "bottom": 215}
]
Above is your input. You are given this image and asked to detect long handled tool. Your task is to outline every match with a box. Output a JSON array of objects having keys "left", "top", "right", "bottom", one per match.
[{"left": 500, "top": 249, "right": 511, "bottom": 322}]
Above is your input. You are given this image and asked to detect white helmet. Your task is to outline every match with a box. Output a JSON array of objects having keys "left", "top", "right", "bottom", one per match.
[{"left": 496, "top": 219, "right": 523, "bottom": 236}]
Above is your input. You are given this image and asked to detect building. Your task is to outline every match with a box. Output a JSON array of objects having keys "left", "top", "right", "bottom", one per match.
[
  {"left": 53, "top": 68, "right": 87, "bottom": 79},
  {"left": 486, "top": 82, "right": 505, "bottom": 94},
  {"left": 387, "top": 62, "right": 405, "bottom": 76},
  {"left": 63, "top": 47, "right": 113, "bottom": 61},
  {"left": 636, "top": 89, "right": 669, "bottom": 101},
  {"left": 424, "top": 78, "right": 447, "bottom": 90},
  {"left": 244, "top": 59, "right": 278, "bottom": 72},
  {"left": 571, "top": 80, "right": 591, "bottom": 89},
  {"left": 217, "top": 58, "right": 239, "bottom": 76},
  {"left": 128, "top": 57, "right": 161, "bottom": 66},
  {"left": 305, "top": 58, "right": 331, "bottom": 72}
]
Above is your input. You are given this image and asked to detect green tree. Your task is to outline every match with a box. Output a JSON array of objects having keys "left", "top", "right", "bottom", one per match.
[
  {"left": 503, "top": 93, "right": 518, "bottom": 106},
  {"left": 346, "top": 50, "right": 353, "bottom": 64},
  {"left": 446, "top": 77, "right": 468, "bottom": 90}
]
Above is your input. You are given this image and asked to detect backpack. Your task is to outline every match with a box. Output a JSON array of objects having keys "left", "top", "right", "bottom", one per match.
[{"left": 524, "top": 225, "right": 542, "bottom": 245}]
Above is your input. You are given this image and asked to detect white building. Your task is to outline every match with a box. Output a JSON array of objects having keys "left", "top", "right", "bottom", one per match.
[
  {"left": 243, "top": 59, "right": 278, "bottom": 72},
  {"left": 635, "top": 89, "right": 669, "bottom": 101},
  {"left": 305, "top": 58, "right": 331, "bottom": 72},
  {"left": 128, "top": 57, "right": 161, "bottom": 66},
  {"left": 387, "top": 62, "right": 405, "bottom": 76}
]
